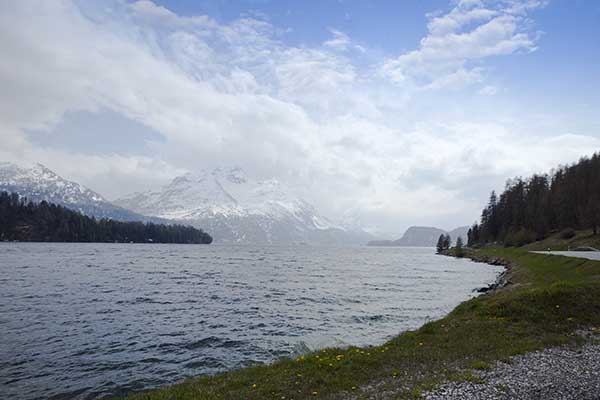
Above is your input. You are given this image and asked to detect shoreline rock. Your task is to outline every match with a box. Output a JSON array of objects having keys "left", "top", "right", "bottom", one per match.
[{"left": 439, "top": 249, "right": 514, "bottom": 294}]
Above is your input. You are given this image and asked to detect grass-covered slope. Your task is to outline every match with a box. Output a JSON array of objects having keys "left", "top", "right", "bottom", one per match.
[{"left": 122, "top": 248, "right": 600, "bottom": 399}]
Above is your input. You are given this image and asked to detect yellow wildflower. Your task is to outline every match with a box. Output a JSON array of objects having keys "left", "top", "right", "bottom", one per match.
[{"left": 252, "top": 384, "right": 257, "bottom": 389}]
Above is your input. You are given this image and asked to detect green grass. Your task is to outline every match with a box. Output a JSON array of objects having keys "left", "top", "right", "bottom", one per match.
[
  {"left": 121, "top": 248, "right": 600, "bottom": 400},
  {"left": 469, "top": 360, "right": 492, "bottom": 371}
]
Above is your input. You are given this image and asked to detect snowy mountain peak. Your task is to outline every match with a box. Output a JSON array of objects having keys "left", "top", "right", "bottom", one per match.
[
  {"left": 116, "top": 167, "right": 300, "bottom": 219},
  {"left": 213, "top": 166, "right": 247, "bottom": 184},
  {"left": 0, "top": 161, "right": 372, "bottom": 244},
  {"left": 0, "top": 162, "right": 151, "bottom": 221},
  {"left": 115, "top": 167, "right": 372, "bottom": 244},
  {"left": 0, "top": 162, "right": 107, "bottom": 204},
  {"left": 32, "top": 162, "right": 56, "bottom": 175}
]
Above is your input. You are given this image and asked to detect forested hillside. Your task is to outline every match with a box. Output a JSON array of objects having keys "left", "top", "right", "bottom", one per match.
[
  {"left": 0, "top": 192, "right": 212, "bottom": 244},
  {"left": 468, "top": 153, "right": 600, "bottom": 247}
]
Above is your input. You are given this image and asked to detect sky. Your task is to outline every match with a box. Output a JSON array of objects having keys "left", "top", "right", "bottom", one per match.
[{"left": 1, "top": 0, "right": 599, "bottom": 237}]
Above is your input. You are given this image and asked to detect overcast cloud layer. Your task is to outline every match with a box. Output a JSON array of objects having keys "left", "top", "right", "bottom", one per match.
[{"left": 1, "top": 0, "right": 598, "bottom": 237}]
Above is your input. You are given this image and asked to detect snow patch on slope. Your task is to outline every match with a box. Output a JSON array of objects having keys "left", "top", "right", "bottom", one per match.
[
  {"left": 116, "top": 167, "right": 368, "bottom": 243},
  {"left": 0, "top": 162, "right": 152, "bottom": 221}
]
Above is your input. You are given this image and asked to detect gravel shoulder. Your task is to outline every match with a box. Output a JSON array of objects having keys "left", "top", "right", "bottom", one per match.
[
  {"left": 530, "top": 250, "right": 600, "bottom": 261},
  {"left": 424, "top": 339, "right": 600, "bottom": 400}
]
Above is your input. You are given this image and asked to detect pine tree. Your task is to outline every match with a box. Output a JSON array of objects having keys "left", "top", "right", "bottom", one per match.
[
  {"left": 586, "top": 195, "right": 600, "bottom": 235},
  {"left": 467, "top": 223, "right": 479, "bottom": 247},
  {"left": 443, "top": 234, "right": 451, "bottom": 250},
  {"left": 455, "top": 236, "right": 464, "bottom": 257},
  {"left": 436, "top": 234, "right": 445, "bottom": 253}
]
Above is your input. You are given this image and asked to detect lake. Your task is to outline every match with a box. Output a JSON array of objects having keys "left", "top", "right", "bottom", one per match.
[{"left": 0, "top": 243, "right": 502, "bottom": 400}]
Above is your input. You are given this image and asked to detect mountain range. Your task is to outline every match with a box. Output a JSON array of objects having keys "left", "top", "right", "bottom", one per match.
[
  {"left": 0, "top": 162, "right": 372, "bottom": 244},
  {"left": 0, "top": 162, "right": 153, "bottom": 222},
  {"left": 114, "top": 167, "right": 372, "bottom": 244},
  {"left": 367, "top": 226, "right": 470, "bottom": 247}
]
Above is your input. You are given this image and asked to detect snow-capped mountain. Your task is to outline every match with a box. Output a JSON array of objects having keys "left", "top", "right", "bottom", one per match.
[
  {"left": 0, "top": 162, "right": 151, "bottom": 221},
  {"left": 115, "top": 167, "right": 372, "bottom": 244}
]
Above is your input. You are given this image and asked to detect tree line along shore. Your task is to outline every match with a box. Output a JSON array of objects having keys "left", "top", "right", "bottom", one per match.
[
  {"left": 0, "top": 191, "right": 212, "bottom": 244},
  {"left": 467, "top": 152, "right": 600, "bottom": 247}
]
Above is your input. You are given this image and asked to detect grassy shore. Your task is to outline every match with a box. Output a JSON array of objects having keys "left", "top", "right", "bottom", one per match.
[{"left": 122, "top": 248, "right": 600, "bottom": 400}]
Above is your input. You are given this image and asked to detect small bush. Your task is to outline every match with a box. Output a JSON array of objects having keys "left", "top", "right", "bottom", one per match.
[{"left": 560, "top": 228, "right": 576, "bottom": 240}]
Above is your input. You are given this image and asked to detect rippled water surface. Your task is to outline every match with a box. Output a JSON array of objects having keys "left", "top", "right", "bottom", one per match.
[{"left": 0, "top": 243, "right": 502, "bottom": 400}]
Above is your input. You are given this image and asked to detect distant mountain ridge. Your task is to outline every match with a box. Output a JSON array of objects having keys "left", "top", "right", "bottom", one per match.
[
  {"left": 0, "top": 162, "right": 371, "bottom": 244},
  {"left": 367, "top": 226, "right": 469, "bottom": 247},
  {"left": 115, "top": 167, "right": 372, "bottom": 244},
  {"left": 0, "top": 162, "right": 157, "bottom": 222}
]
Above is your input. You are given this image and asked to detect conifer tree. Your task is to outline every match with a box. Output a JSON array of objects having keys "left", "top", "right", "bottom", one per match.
[
  {"left": 443, "top": 234, "right": 451, "bottom": 250},
  {"left": 436, "top": 234, "right": 445, "bottom": 253},
  {"left": 455, "top": 236, "right": 464, "bottom": 257}
]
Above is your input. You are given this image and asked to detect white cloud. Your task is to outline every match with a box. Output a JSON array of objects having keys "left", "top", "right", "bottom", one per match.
[
  {"left": 479, "top": 85, "right": 498, "bottom": 95},
  {"left": 428, "top": 3, "right": 498, "bottom": 36},
  {"left": 323, "top": 29, "right": 351, "bottom": 50},
  {"left": 381, "top": 0, "right": 544, "bottom": 89},
  {"left": 425, "top": 67, "right": 484, "bottom": 90},
  {"left": 0, "top": 0, "right": 594, "bottom": 235},
  {"left": 128, "top": 0, "right": 217, "bottom": 28},
  {"left": 323, "top": 28, "right": 366, "bottom": 54}
]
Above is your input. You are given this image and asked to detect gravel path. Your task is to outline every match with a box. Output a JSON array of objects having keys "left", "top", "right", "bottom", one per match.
[
  {"left": 531, "top": 251, "right": 600, "bottom": 261},
  {"left": 423, "top": 343, "right": 600, "bottom": 399}
]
